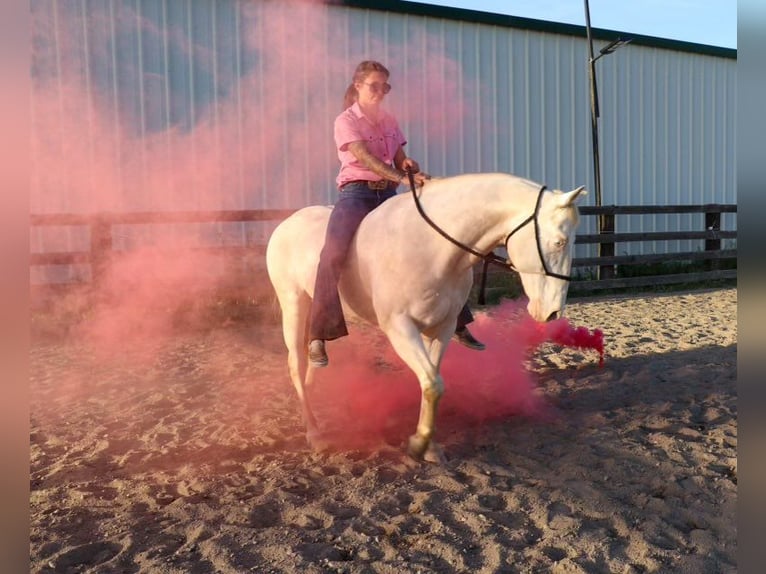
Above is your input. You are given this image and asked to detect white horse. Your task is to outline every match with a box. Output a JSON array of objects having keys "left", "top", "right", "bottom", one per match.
[{"left": 266, "top": 172, "right": 586, "bottom": 462}]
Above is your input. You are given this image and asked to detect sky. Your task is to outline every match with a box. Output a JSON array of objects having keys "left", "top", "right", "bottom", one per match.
[{"left": 420, "top": 0, "right": 737, "bottom": 49}]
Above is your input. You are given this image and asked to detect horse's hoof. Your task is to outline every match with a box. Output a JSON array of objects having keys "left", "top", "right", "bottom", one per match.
[
  {"left": 306, "top": 430, "right": 332, "bottom": 452},
  {"left": 423, "top": 442, "right": 447, "bottom": 465},
  {"left": 407, "top": 434, "right": 429, "bottom": 461}
]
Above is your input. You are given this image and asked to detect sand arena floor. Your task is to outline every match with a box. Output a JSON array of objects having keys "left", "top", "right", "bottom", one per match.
[{"left": 30, "top": 287, "right": 736, "bottom": 574}]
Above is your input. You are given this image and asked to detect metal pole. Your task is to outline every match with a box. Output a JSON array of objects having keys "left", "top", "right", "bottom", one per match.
[
  {"left": 583, "top": 0, "right": 615, "bottom": 280},
  {"left": 584, "top": 0, "right": 601, "bottom": 208}
]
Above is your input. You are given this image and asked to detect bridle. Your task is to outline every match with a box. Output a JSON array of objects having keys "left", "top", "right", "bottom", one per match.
[{"left": 406, "top": 170, "right": 573, "bottom": 282}]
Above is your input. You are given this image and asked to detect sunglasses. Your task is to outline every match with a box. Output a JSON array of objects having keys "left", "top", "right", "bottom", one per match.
[{"left": 362, "top": 81, "right": 392, "bottom": 94}]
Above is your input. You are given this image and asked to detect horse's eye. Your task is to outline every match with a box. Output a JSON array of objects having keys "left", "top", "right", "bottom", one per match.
[{"left": 553, "top": 238, "right": 566, "bottom": 248}]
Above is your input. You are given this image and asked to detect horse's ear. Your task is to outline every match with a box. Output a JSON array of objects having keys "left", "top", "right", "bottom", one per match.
[{"left": 561, "top": 185, "right": 587, "bottom": 206}]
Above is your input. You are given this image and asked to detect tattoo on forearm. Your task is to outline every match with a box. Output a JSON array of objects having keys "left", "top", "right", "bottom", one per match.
[{"left": 348, "top": 141, "right": 404, "bottom": 182}]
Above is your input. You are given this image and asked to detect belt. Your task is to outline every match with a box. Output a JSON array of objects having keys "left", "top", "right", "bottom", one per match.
[{"left": 342, "top": 179, "right": 391, "bottom": 191}]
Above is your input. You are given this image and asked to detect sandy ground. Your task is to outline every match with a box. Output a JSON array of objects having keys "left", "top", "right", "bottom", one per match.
[{"left": 29, "top": 287, "right": 737, "bottom": 574}]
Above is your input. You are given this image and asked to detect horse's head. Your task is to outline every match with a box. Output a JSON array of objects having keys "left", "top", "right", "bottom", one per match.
[{"left": 506, "top": 185, "right": 587, "bottom": 322}]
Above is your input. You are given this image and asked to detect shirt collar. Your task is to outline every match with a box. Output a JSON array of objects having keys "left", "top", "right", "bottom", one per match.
[{"left": 350, "top": 101, "right": 388, "bottom": 125}]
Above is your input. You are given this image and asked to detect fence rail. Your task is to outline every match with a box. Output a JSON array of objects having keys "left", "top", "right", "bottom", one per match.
[
  {"left": 30, "top": 203, "right": 736, "bottom": 296},
  {"left": 29, "top": 210, "right": 293, "bottom": 287},
  {"left": 477, "top": 203, "right": 737, "bottom": 300},
  {"left": 572, "top": 203, "right": 736, "bottom": 292}
]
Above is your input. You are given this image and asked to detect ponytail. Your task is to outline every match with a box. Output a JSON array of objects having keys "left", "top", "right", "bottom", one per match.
[{"left": 342, "top": 83, "right": 357, "bottom": 110}]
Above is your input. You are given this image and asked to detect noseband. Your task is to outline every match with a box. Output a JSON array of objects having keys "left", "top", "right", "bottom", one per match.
[{"left": 407, "top": 170, "right": 573, "bottom": 282}]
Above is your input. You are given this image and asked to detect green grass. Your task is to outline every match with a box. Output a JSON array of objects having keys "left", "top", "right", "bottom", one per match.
[
  {"left": 468, "top": 269, "right": 523, "bottom": 306},
  {"left": 570, "top": 277, "right": 737, "bottom": 299},
  {"left": 614, "top": 257, "right": 737, "bottom": 278}
]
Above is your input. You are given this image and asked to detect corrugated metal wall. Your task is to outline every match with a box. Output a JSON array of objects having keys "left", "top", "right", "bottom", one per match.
[{"left": 30, "top": 0, "right": 736, "bottom": 283}]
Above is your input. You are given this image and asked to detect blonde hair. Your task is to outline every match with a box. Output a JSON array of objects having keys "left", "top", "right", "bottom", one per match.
[{"left": 342, "top": 60, "right": 390, "bottom": 110}]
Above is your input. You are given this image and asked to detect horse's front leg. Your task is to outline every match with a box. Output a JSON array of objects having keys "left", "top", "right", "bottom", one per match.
[
  {"left": 419, "top": 335, "right": 451, "bottom": 463},
  {"left": 384, "top": 318, "right": 449, "bottom": 462},
  {"left": 407, "top": 371, "right": 444, "bottom": 461}
]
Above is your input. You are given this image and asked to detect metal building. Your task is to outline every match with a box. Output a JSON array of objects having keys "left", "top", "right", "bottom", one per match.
[{"left": 30, "top": 0, "right": 736, "bottom": 283}]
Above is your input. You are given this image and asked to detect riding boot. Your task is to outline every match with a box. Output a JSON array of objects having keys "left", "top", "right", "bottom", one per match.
[
  {"left": 452, "top": 326, "right": 486, "bottom": 350},
  {"left": 453, "top": 304, "right": 485, "bottom": 350}
]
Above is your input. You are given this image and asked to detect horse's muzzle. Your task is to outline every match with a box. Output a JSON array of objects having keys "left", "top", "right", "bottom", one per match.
[{"left": 546, "top": 311, "right": 560, "bottom": 322}]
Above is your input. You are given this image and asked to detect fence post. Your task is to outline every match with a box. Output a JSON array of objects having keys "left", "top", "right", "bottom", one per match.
[
  {"left": 705, "top": 209, "right": 721, "bottom": 271},
  {"left": 598, "top": 212, "right": 615, "bottom": 280},
  {"left": 90, "top": 217, "right": 112, "bottom": 287}
]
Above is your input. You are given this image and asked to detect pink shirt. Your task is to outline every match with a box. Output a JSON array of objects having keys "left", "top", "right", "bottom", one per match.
[{"left": 334, "top": 102, "right": 407, "bottom": 189}]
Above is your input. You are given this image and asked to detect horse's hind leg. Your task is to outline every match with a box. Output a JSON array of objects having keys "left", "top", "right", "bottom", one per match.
[{"left": 279, "top": 291, "right": 321, "bottom": 443}]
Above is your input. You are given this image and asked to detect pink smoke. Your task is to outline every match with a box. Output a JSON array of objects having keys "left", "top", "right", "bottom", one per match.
[
  {"left": 30, "top": 0, "right": 471, "bottom": 349},
  {"left": 308, "top": 299, "right": 605, "bottom": 451},
  {"left": 71, "top": 247, "right": 222, "bottom": 354}
]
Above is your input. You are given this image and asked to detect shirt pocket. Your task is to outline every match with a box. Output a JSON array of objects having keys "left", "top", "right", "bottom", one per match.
[{"left": 382, "top": 131, "right": 400, "bottom": 161}]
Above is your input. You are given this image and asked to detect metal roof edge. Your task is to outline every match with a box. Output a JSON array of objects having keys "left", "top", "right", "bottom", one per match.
[{"left": 328, "top": 0, "right": 737, "bottom": 59}]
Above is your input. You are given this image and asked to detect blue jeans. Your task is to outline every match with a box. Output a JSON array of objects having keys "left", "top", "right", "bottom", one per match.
[{"left": 309, "top": 182, "right": 474, "bottom": 341}]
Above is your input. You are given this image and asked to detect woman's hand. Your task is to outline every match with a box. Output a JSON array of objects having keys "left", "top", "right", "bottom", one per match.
[
  {"left": 401, "top": 157, "right": 420, "bottom": 174},
  {"left": 400, "top": 158, "right": 430, "bottom": 187},
  {"left": 400, "top": 170, "right": 429, "bottom": 187}
]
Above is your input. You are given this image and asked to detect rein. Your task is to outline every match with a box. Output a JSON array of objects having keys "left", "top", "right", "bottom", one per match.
[{"left": 406, "top": 169, "right": 573, "bottom": 282}]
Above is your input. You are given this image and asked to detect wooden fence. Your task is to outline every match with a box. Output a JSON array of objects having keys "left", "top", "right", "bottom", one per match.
[
  {"left": 477, "top": 203, "right": 737, "bottom": 301},
  {"left": 31, "top": 203, "right": 736, "bottom": 296},
  {"left": 29, "top": 209, "right": 294, "bottom": 288}
]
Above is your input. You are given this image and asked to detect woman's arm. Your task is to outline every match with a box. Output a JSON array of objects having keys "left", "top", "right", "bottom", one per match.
[
  {"left": 347, "top": 140, "right": 406, "bottom": 183},
  {"left": 346, "top": 141, "right": 428, "bottom": 186}
]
